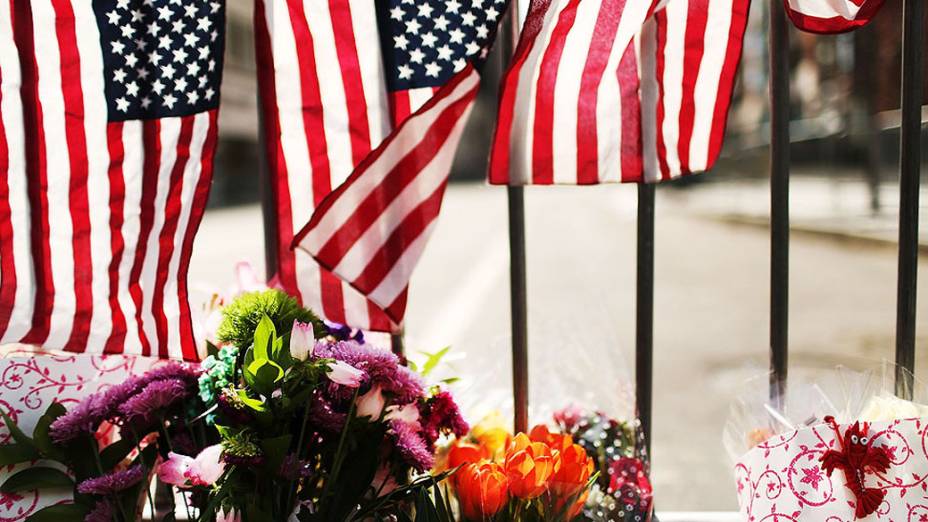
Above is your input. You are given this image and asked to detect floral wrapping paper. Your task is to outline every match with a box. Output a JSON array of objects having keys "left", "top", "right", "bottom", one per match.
[
  {"left": 736, "top": 418, "right": 928, "bottom": 521},
  {"left": 0, "top": 353, "right": 163, "bottom": 521}
]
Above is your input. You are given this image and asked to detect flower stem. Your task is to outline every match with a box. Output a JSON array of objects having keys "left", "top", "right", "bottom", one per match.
[
  {"left": 320, "top": 389, "right": 359, "bottom": 518},
  {"left": 285, "top": 394, "right": 314, "bottom": 512}
]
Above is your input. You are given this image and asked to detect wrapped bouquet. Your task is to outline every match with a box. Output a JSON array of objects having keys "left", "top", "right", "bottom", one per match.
[
  {"left": 726, "top": 365, "right": 928, "bottom": 521},
  {"left": 0, "top": 289, "right": 469, "bottom": 521}
]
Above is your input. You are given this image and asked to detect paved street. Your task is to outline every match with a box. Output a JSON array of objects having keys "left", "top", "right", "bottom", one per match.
[{"left": 189, "top": 177, "right": 928, "bottom": 512}]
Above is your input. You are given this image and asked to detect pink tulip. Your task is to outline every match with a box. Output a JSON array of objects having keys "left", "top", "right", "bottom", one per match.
[
  {"left": 290, "top": 320, "right": 315, "bottom": 361},
  {"left": 156, "top": 445, "right": 225, "bottom": 488},
  {"left": 187, "top": 444, "right": 225, "bottom": 487},
  {"left": 157, "top": 452, "right": 194, "bottom": 487},
  {"left": 356, "top": 385, "right": 386, "bottom": 419},
  {"left": 217, "top": 508, "right": 241, "bottom": 522},
  {"left": 327, "top": 361, "right": 365, "bottom": 387}
]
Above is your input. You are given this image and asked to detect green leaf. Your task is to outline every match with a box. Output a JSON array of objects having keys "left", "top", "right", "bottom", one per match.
[
  {"left": 1, "top": 466, "right": 73, "bottom": 493},
  {"left": 235, "top": 390, "right": 268, "bottom": 412},
  {"left": 32, "top": 402, "right": 66, "bottom": 458},
  {"left": 206, "top": 340, "right": 220, "bottom": 358},
  {"left": 99, "top": 437, "right": 135, "bottom": 469},
  {"left": 0, "top": 443, "right": 39, "bottom": 466},
  {"left": 253, "top": 314, "right": 277, "bottom": 361},
  {"left": 247, "top": 358, "right": 284, "bottom": 395},
  {"left": 1, "top": 410, "right": 35, "bottom": 449},
  {"left": 419, "top": 346, "right": 451, "bottom": 377},
  {"left": 24, "top": 503, "right": 89, "bottom": 522},
  {"left": 439, "top": 377, "right": 460, "bottom": 385},
  {"left": 243, "top": 346, "right": 257, "bottom": 389}
]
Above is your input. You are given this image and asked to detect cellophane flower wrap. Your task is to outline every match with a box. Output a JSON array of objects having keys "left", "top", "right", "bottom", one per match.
[{"left": 725, "top": 364, "right": 928, "bottom": 521}]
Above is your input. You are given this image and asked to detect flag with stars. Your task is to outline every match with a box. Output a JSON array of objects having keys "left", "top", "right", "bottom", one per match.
[
  {"left": 257, "top": 0, "right": 505, "bottom": 329},
  {"left": 0, "top": 0, "right": 226, "bottom": 360}
]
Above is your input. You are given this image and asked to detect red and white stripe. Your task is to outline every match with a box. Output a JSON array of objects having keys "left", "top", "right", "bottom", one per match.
[
  {"left": 489, "top": 0, "right": 750, "bottom": 185},
  {"left": 254, "top": 0, "right": 397, "bottom": 332},
  {"left": 293, "top": 68, "right": 480, "bottom": 323},
  {"left": 784, "top": 0, "right": 884, "bottom": 34},
  {"left": 0, "top": 0, "right": 218, "bottom": 361}
]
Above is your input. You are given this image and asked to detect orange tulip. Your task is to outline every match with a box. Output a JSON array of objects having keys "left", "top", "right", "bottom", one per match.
[
  {"left": 448, "top": 440, "right": 491, "bottom": 470},
  {"left": 549, "top": 442, "right": 595, "bottom": 518},
  {"left": 456, "top": 462, "right": 509, "bottom": 520},
  {"left": 503, "top": 433, "right": 558, "bottom": 499},
  {"left": 529, "top": 424, "right": 574, "bottom": 452}
]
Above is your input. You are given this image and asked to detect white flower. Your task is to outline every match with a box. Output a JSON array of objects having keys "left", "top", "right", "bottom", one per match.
[
  {"left": 327, "top": 361, "right": 365, "bottom": 387},
  {"left": 289, "top": 320, "right": 315, "bottom": 361},
  {"left": 859, "top": 392, "right": 928, "bottom": 422}
]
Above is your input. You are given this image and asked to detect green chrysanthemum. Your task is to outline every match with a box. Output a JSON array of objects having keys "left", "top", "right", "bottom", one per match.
[{"left": 216, "top": 289, "right": 324, "bottom": 349}]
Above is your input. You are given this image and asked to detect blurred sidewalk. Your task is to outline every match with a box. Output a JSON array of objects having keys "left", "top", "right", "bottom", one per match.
[{"left": 667, "top": 175, "right": 928, "bottom": 250}]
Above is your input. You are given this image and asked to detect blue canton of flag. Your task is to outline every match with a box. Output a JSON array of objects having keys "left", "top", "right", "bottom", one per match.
[
  {"left": 93, "top": 0, "right": 226, "bottom": 122},
  {"left": 377, "top": 0, "right": 507, "bottom": 92}
]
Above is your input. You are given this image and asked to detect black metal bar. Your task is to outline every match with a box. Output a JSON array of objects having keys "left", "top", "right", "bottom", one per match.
[
  {"left": 391, "top": 331, "right": 406, "bottom": 359},
  {"left": 895, "top": 0, "right": 924, "bottom": 400},
  {"left": 636, "top": 184, "right": 655, "bottom": 456},
  {"left": 508, "top": 186, "right": 529, "bottom": 434},
  {"left": 256, "top": 94, "right": 279, "bottom": 282},
  {"left": 500, "top": 2, "right": 529, "bottom": 434},
  {"left": 768, "top": 0, "right": 791, "bottom": 404}
]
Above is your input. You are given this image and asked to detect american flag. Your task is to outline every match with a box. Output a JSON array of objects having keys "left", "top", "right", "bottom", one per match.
[
  {"left": 488, "top": 0, "right": 750, "bottom": 185},
  {"left": 259, "top": 0, "right": 503, "bottom": 328},
  {"left": 784, "top": 0, "right": 884, "bottom": 33},
  {"left": 0, "top": 0, "right": 225, "bottom": 360}
]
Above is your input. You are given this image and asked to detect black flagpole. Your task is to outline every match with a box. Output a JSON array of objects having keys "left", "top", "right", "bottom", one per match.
[
  {"left": 768, "top": 0, "right": 791, "bottom": 406},
  {"left": 895, "top": 0, "right": 924, "bottom": 400},
  {"left": 636, "top": 185, "right": 655, "bottom": 456},
  {"left": 500, "top": 1, "right": 530, "bottom": 434}
]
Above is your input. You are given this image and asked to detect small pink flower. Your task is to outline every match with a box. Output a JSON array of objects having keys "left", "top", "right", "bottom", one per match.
[
  {"left": 356, "top": 385, "right": 386, "bottom": 419},
  {"left": 385, "top": 403, "right": 420, "bottom": 428},
  {"left": 327, "top": 361, "right": 365, "bottom": 387},
  {"left": 217, "top": 508, "right": 241, "bottom": 522},
  {"left": 157, "top": 445, "right": 225, "bottom": 488},
  {"left": 290, "top": 321, "right": 315, "bottom": 361},
  {"left": 157, "top": 452, "right": 194, "bottom": 486},
  {"left": 235, "top": 262, "right": 267, "bottom": 294},
  {"left": 187, "top": 444, "right": 225, "bottom": 487}
]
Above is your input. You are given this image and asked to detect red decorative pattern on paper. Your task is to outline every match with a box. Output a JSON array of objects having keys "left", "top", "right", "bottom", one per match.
[
  {"left": 0, "top": 353, "right": 162, "bottom": 521},
  {"left": 736, "top": 418, "right": 928, "bottom": 521}
]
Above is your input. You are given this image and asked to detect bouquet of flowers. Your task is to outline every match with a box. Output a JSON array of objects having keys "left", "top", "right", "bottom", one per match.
[
  {"left": 0, "top": 288, "right": 470, "bottom": 522},
  {"left": 726, "top": 364, "right": 928, "bottom": 521},
  {"left": 159, "top": 288, "right": 470, "bottom": 521},
  {"left": 441, "top": 408, "right": 652, "bottom": 522},
  {"left": 0, "top": 360, "right": 207, "bottom": 521}
]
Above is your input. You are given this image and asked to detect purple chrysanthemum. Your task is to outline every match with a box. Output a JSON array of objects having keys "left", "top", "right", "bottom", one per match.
[
  {"left": 389, "top": 420, "right": 434, "bottom": 472},
  {"left": 314, "top": 340, "right": 424, "bottom": 403},
  {"left": 49, "top": 392, "right": 110, "bottom": 444},
  {"left": 98, "top": 362, "right": 200, "bottom": 423},
  {"left": 117, "top": 379, "right": 190, "bottom": 425},
  {"left": 419, "top": 391, "right": 469, "bottom": 445},
  {"left": 139, "top": 362, "right": 201, "bottom": 384},
  {"left": 84, "top": 500, "right": 114, "bottom": 522},
  {"left": 77, "top": 465, "right": 146, "bottom": 496}
]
